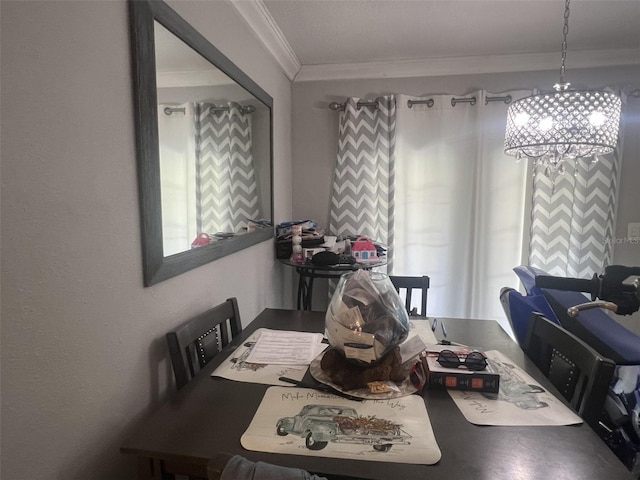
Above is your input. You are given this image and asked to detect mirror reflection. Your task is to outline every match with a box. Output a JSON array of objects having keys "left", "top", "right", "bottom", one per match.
[{"left": 154, "top": 22, "right": 272, "bottom": 256}]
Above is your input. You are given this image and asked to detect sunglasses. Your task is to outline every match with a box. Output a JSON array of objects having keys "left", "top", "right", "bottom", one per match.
[{"left": 437, "top": 349, "right": 487, "bottom": 371}]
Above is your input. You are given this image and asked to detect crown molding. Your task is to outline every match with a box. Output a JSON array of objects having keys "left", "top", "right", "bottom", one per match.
[
  {"left": 228, "top": 0, "right": 301, "bottom": 81},
  {"left": 294, "top": 48, "right": 640, "bottom": 83}
]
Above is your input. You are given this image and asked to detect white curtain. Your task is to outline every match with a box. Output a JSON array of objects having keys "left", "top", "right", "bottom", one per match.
[
  {"left": 393, "top": 91, "right": 529, "bottom": 323},
  {"left": 158, "top": 102, "right": 198, "bottom": 256}
]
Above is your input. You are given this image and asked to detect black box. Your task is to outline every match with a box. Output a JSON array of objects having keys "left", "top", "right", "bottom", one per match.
[{"left": 425, "top": 353, "right": 500, "bottom": 394}]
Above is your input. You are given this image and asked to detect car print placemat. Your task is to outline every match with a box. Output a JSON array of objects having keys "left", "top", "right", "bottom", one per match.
[
  {"left": 241, "top": 386, "right": 441, "bottom": 465},
  {"left": 447, "top": 350, "right": 583, "bottom": 426}
]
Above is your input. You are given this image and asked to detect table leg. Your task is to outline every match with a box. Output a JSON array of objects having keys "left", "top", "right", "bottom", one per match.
[
  {"left": 296, "top": 271, "right": 305, "bottom": 310},
  {"left": 296, "top": 271, "right": 314, "bottom": 310},
  {"left": 305, "top": 276, "right": 315, "bottom": 311}
]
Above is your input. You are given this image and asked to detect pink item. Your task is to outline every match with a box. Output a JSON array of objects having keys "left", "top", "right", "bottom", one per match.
[{"left": 351, "top": 236, "right": 378, "bottom": 262}]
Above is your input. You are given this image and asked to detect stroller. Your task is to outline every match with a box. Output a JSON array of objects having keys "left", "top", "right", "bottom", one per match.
[{"left": 501, "top": 265, "right": 640, "bottom": 476}]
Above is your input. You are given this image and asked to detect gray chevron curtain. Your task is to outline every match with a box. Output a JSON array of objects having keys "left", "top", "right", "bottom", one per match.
[
  {"left": 529, "top": 153, "right": 620, "bottom": 278},
  {"left": 195, "top": 102, "right": 260, "bottom": 234},
  {"left": 328, "top": 96, "right": 397, "bottom": 268}
]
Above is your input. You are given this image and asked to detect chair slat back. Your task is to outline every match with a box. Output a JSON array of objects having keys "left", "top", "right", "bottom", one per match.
[
  {"left": 389, "top": 275, "right": 430, "bottom": 317},
  {"left": 166, "top": 297, "right": 242, "bottom": 390},
  {"left": 523, "top": 312, "right": 615, "bottom": 428}
]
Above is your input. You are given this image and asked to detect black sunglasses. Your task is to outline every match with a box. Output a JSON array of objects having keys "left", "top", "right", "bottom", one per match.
[{"left": 437, "top": 349, "right": 487, "bottom": 371}]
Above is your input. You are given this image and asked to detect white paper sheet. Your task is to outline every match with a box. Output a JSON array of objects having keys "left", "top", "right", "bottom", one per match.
[
  {"left": 245, "top": 330, "right": 325, "bottom": 365},
  {"left": 406, "top": 319, "right": 438, "bottom": 347},
  {"left": 211, "top": 329, "right": 325, "bottom": 385}
]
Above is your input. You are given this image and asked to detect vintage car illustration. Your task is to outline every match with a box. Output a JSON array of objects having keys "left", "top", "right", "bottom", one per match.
[
  {"left": 229, "top": 342, "right": 265, "bottom": 372},
  {"left": 481, "top": 358, "right": 549, "bottom": 410},
  {"left": 276, "top": 404, "right": 410, "bottom": 452}
]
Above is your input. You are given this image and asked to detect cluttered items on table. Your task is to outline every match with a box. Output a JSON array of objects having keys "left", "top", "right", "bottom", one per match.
[
  {"left": 274, "top": 220, "right": 387, "bottom": 266},
  {"left": 275, "top": 220, "right": 325, "bottom": 259}
]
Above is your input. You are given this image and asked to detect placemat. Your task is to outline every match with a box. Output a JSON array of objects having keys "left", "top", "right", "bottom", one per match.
[
  {"left": 211, "top": 329, "right": 320, "bottom": 385},
  {"left": 241, "top": 386, "right": 441, "bottom": 465},
  {"left": 447, "top": 350, "right": 583, "bottom": 426}
]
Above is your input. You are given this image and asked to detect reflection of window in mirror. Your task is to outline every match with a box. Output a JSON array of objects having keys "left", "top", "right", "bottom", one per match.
[{"left": 153, "top": 22, "right": 271, "bottom": 257}]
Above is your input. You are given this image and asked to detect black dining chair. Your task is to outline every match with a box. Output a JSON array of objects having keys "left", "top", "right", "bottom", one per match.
[
  {"left": 523, "top": 312, "right": 615, "bottom": 429},
  {"left": 166, "top": 297, "right": 242, "bottom": 390},
  {"left": 389, "top": 275, "right": 430, "bottom": 317}
]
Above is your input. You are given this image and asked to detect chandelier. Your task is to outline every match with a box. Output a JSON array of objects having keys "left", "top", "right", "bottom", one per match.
[{"left": 504, "top": 0, "right": 622, "bottom": 179}]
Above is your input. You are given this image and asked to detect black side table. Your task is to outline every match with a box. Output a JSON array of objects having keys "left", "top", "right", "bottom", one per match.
[{"left": 279, "top": 258, "right": 387, "bottom": 310}]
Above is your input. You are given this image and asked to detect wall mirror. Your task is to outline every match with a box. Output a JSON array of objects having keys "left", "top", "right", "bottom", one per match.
[{"left": 130, "top": 0, "right": 274, "bottom": 286}]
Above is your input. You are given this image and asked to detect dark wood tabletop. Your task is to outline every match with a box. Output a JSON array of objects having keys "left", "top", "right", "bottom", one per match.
[{"left": 120, "top": 309, "right": 634, "bottom": 480}]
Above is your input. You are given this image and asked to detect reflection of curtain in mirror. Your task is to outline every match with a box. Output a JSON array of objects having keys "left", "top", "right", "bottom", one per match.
[
  {"left": 158, "top": 103, "right": 198, "bottom": 257},
  {"left": 196, "top": 102, "right": 260, "bottom": 234},
  {"left": 393, "top": 91, "right": 528, "bottom": 323}
]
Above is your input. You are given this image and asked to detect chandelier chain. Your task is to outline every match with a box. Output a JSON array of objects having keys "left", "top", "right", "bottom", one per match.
[{"left": 559, "top": 0, "right": 570, "bottom": 85}]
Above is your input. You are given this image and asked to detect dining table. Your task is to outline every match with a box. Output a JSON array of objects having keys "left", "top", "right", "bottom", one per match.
[{"left": 120, "top": 308, "right": 634, "bottom": 480}]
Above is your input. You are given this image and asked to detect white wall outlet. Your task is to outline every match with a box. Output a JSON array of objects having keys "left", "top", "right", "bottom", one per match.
[{"left": 628, "top": 222, "right": 640, "bottom": 240}]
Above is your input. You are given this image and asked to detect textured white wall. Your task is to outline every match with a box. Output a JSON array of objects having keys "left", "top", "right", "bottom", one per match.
[{"left": 0, "top": 1, "right": 292, "bottom": 478}]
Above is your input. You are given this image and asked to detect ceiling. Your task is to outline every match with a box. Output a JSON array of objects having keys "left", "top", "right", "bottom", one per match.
[{"left": 230, "top": 0, "right": 640, "bottom": 82}]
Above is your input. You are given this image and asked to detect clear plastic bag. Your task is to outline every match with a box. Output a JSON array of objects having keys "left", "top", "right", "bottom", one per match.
[{"left": 325, "top": 270, "right": 410, "bottom": 365}]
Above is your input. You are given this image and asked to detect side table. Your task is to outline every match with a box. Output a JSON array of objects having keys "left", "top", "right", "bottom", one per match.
[{"left": 278, "top": 258, "right": 387, "bottom": 310}]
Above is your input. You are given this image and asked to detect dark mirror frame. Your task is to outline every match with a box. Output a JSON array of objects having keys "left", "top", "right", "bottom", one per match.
[{"left": 129, "top": 0, "right": 274, "bottom": 286}]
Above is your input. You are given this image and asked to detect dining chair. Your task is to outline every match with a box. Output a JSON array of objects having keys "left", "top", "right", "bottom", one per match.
[
  {"left": 166, "top": 297, "right": 242, "bottom": 390},
  {"left": 523, "top": 312, "right": 615, "bottom": 429},
  {"left": 389, "top": 275, "right": 430, "bottom": 317}
]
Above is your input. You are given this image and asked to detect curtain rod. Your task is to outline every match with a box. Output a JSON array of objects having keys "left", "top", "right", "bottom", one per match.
[
  {"left": 209, "top": 105, "right": 256, "bottom": 114},
  {"left": 328, "top": 95, "right": 512, "bottom": 111},
  {"left": 163, "top": 105, "right": 257, "bottom": 116},
  {"left": 163, "top": 107, "right": 185, "bottom": 115},
  {"left": 328, "top": 101, "right": 377, "bottom": 110}
]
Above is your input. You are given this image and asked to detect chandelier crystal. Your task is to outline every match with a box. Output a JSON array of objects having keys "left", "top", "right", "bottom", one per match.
[{"left": 504, "top": 0, "right": 622, "bottom": 179}]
